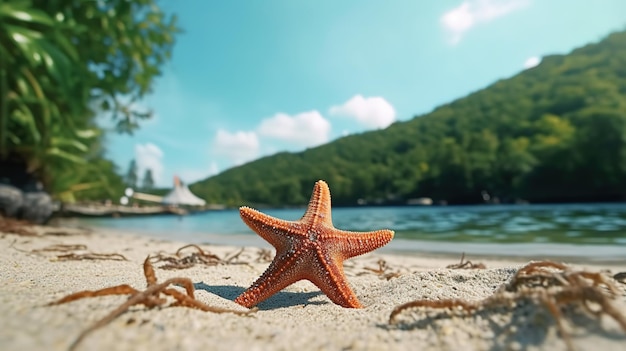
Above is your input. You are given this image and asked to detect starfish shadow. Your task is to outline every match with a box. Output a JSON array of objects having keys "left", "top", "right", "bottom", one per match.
[
  {"left": 252, "top": 291, "right": 326, "bottom": 310},
  {"left": 193, "top": 282, "right": 244, "bottom": 300},
  {"left": 194, "top": 282, "right": 325, "bottom": 310}
]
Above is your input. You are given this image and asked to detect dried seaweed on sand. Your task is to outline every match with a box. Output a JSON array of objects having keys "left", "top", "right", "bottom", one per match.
[
  {"left": 389, "top": 260, "right": 626, "bottom": 351},
  {"left": 0, "top": 216, "right": 36, "bottom": 236},
  {"left": 48, "top": 255, "right": 256, "bottom": 351},
  {"left": 360, "top": 259, "right": 403, "bottom": 280},
  {"left": 0, "top": 217, "right": 90, "bottom": 236},
  {"left": 151, "top": 244, "right": 252, "bottom": 270},
  {"left": 445, "top": 252, "right": 486, "bottom": 269},
  {"left": 27, "top": 243, "right": 128, "bottom": 261}
]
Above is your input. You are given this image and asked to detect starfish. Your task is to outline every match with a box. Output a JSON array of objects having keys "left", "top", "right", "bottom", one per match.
[{"left": 234, "top": 180, "right": 394, "bottom": 308}]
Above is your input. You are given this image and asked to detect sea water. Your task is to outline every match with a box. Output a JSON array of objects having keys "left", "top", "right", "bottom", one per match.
[{"left": 60, "top": 203, "right": 626, "bottom": 262}]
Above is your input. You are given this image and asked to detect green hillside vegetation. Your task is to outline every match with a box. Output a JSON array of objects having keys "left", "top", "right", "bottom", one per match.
[{"left": 191, "top": 30, "right": 626, "bottom": 207}]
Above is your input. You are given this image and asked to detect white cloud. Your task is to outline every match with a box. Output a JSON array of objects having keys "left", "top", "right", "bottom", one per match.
[
  {"left": 135, "top": 143, "right": 164, "bottom": 185},
  {"left": 441, "top": 0, "right": 530, "bottom": 44},
  {"left": 212, "top": 129, "right": 259, "bottom": 165},
  {"left": 257, "top": 110, "right": 331, "bottom": 146},
  {"left": 523, "top": 55, "right": 541, "bottom": 69},
  {"left": 211, "top": 97, "right": 395, "bottom": 168},
  {"left": 207, "top": 161, "right": 219, "bottom": 176},
  {"left": 329, "top": 95, "right": 396, "bottom": 129}
]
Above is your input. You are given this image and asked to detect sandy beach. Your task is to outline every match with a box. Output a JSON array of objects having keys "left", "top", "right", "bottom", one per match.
[{"left": 1, "top": 222, "right": 624, "bottom": 351}]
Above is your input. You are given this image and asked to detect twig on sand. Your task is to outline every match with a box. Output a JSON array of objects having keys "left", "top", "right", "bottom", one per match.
[
  {"left": 445, "top": 252, "right": 486, "bottom": 269},
  {"left": 48, "top": 255, "right": 256, "bottom": 351},
  {"left": 389, "top": 260, "right": 626, "bottom": 351}
]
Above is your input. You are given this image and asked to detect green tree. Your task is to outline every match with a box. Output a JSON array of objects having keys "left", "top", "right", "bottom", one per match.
[
  {"left": 570, "top": 108, "right": 626, "bottom": 197},
  {"left": 125, "top": 159, "right": 138, "bottom": 189},
  {"left": 142, "top": 169, "right": 155, "bottom": 190},
  {"left": 496, "top": 137, "right": 537, "bottom": 197},
  {"left": 0, "top": 1, "right": 93, "bottom": 173},
  {"left": 0, "top": 0, "right": 179, "bottom": 201}
]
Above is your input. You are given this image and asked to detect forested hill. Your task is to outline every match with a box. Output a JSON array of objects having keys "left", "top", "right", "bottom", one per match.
[{"left": 191, "top": 30, "right": 626, "bottom": 207}]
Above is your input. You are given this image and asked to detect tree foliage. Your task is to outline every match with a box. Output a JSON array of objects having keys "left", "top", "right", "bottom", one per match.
[
  {"left": 142, "top": 169, "right": 155, "bottom": 190},
  {"left": 0, "top": 0, "right": 179, "bottom": 202},
  {"left": 192, "top": 31, "right": 626, "bottom": 207},
  {"left": 125, "top": 159, "right": 138, "bottom": 189}
]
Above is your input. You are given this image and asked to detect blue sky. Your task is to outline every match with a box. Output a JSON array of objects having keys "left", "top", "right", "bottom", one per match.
[{"left": 104, "top": 0, "right": 626, "bottom": 187}]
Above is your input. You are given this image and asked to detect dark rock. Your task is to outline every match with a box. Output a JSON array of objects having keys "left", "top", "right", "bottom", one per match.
[
  {"left": 21, "top": 191, "right": 54, "bottom": 224},
  {"left": 1, "top": 155, "right": 55, "bottom": 224},
  {"left": 0, "top": 184, "right": 23, "bottom": 217}
]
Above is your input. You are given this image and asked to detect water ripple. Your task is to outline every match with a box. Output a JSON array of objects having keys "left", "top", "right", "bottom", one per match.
[{"left": 65, "top": 203, "right": 626, "bottom": 248}]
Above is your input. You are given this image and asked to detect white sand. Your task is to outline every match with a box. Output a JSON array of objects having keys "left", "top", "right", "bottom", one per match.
[{"left": 0, "top": 224, "right": 624, "bottom": 351}]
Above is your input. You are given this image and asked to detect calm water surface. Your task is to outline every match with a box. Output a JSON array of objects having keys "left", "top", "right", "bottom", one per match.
[{"left": 61, "top": 203, "right": 626, "bottom": 261}]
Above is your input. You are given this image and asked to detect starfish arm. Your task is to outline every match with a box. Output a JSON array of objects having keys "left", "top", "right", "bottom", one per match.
[
  {"left": 234, "top": 253, "right": 303, "bottom": 308},
  {"left": 300, "top": 180, "right": 333, "bottom": 226},
  {"left": 236, "top": 180, "right": 395, "bottom": 309},
  {"left": 328, "top": 229, "right": 395, "bottom": 259},
  {"left": 307, "top": 255, "right": 363, "bottom": 308},
  {"left": 240, "top": 206, "right": 304, "bottom": 251}
]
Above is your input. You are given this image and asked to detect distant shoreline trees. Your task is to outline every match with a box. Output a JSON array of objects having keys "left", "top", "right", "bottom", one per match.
[
  {"left": 191, "top": 31, "right": 626, "bottom": 207},
  {"left": 142, "top": 169, "right": 155, "bottom": 191}
]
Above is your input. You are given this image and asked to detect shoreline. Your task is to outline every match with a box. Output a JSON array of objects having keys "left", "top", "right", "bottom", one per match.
[
  {"left": 382, "top": 239, "right": 626, "bottom": 266},
  {"left": 57, "top": 217, "right": 626, "bottom": 266},
  {"left": 1, "top": 223, "right": 625, "bottom": 350}
]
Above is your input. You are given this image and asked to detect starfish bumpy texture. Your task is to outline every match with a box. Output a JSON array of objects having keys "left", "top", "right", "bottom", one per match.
[{"left": 234, "top": 180, "right": 394, "bottom": 308}]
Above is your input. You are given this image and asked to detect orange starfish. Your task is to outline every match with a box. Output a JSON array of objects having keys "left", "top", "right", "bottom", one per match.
[{"left": 234, "top": 180, "right": 394, "bottom": 308}]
